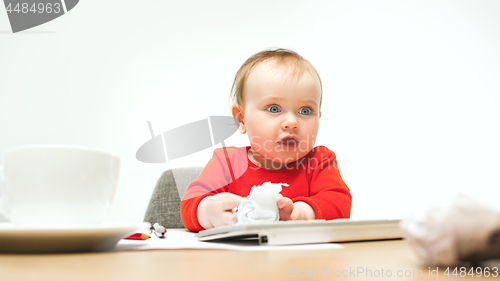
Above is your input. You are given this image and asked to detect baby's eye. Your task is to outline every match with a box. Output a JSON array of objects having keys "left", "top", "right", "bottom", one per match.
[
  {"left": 299, "top": 108, "right": 311, "bottom": 115},
  {"left": 266, "top": 105, "right": 281, "bottom": 113}
]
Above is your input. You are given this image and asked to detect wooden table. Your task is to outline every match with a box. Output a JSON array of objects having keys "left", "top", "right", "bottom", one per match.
[{"left": 0, "top": 239, "right": 498, "bottom": 280}]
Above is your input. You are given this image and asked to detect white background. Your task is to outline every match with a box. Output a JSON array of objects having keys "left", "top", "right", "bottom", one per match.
[{"left": 1, "top": 0, "right": 499, "bottom": 223}]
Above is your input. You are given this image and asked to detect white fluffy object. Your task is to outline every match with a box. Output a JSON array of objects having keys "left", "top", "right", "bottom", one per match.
[
  {"left": 400, "top": 193, "right": 500, "bottom": 265},
  {"left": 237, "top": 181, "right": 289, "bottom": 223}
]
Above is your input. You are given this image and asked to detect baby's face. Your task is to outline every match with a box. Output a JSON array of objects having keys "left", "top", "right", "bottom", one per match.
[{"left": 235, "top": 60, "right": 321, "bottom": 169}]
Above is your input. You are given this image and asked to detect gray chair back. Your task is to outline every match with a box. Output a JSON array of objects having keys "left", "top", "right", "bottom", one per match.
[{"left": 143, "top": 167, "right": 203, "bottom": 228}]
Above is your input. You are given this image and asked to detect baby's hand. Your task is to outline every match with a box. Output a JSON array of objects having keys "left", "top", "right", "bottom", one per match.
[
  {"left": 276, "top": 194, "right": 302, "bottom": 220},
  {"left": 276, "top": 194, "right": 316, "bottom": 221},
  {"left": 197, "top": 193, "right": 245, "bottom": 230}
]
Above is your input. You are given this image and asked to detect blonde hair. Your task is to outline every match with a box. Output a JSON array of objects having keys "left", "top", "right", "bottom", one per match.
[{"left": 229, "top": 48, "right": 323, "bottom": 113}]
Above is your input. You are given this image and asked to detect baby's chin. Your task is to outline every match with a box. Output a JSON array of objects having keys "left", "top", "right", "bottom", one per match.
[{"left": 263, "top": 150, "right": 309, "bottom": 164}]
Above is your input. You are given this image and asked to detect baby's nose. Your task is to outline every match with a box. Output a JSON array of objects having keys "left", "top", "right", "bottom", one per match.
[
  {"left": 281, "top": 115, "right": 299, "bottom": 130},
  {"left": 283, "top": 123, "right": 298, "bottom": 130}
]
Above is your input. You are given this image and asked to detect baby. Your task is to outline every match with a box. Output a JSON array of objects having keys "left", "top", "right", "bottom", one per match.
[{"left": 180, "top": 49, "right": 351, "bottom": 231}]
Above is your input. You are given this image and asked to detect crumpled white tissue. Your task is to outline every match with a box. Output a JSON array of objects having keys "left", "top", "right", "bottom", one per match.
[
  {"left": 237, "top": 181, "right": 289, "bottom": 223},
  {"left": 400, "top": 193, "right": 500, "bottom": 265}
]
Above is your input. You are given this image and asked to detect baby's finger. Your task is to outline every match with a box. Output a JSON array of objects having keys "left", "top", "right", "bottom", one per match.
[
  {"left": 221, "top": 196, "right": 242, "bottom": 211},
  {"left": 278, "top": 200, "right": 294, "bottom": 221},
  {"left": 221, "top": 211, "right": 238, "bottom": 225},
  {"left": 290, "top": 209, "right": 302, "bottom": 220},
  {"left": 276, "top": 194, "right": 284, "bottom": 208}
]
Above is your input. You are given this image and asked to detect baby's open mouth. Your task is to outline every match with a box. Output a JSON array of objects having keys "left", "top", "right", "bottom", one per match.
[
  {"left": 277, "top": 137, "right": 298, "bottom": 150},
  {"left": 279, "top": 137, "right": 297, "bottom": 144}
]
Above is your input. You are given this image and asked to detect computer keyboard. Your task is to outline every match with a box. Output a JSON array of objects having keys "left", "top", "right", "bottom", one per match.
[{"left": 195, "top": 219, "right": 403, "bottom": 245}]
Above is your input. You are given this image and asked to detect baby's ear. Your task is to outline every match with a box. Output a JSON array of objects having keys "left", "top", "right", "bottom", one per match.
[
  {"left": 238, "top": 123, "right": 246, "bottom": 134},
  {"left": 231, "top": 104, "right": 246, "bottom": 134}
]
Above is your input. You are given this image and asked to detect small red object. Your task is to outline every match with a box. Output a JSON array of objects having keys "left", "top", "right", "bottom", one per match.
[{"left": 124, "top": 233, "right": 150, "bottom": 240}]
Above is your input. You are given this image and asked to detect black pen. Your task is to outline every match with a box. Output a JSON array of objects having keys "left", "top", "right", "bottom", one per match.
[{"left": 151, "top": 223, "right": 166, "bottom": 238}]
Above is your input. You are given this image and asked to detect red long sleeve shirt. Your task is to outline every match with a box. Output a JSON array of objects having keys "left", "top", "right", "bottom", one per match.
[{"left": 180, "top": 146, "right": 351, "bottom": 232}]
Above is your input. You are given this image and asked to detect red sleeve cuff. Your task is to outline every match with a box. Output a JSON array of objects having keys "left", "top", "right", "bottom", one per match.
[{"left": 180, "top": 193, "right": 213, "bottom": 232}]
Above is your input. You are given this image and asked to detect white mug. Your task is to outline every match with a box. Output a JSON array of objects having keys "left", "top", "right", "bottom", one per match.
[{"left": 0, "top": 145, "right": 120, "bottom": 225}]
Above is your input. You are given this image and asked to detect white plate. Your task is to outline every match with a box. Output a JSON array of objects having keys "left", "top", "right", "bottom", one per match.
[{"left": 0, "top": 222, "right": 150, "bottom": 253}]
